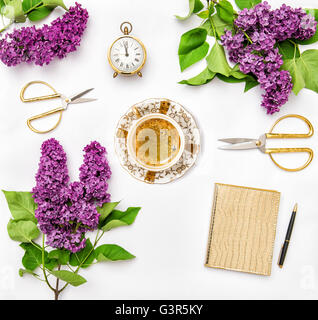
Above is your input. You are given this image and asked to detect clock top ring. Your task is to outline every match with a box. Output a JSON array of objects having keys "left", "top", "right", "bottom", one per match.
[
  {"left": 108, "top": 22, "right": 147, "bottom": 78},
  {"left": 120, "top": 22, "right": 133, "bottom": 35}
]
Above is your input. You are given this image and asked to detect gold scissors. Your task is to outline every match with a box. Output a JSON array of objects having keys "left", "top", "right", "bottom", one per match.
[
  {"left": 219, "top": 114, "right": 314, "bottom": 172},
  {"left": 20, "top": 81, "right": 97, "bottom": 134}
]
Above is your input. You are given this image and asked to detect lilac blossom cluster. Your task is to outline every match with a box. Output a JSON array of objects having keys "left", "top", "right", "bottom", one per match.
[
  {"left": 221, "top": 2, "right": 317, "bottom": 114},
  {"left": 32, "top": 139, "right": 112, "bottom": 253},
  {"left": 0, "top": 3, "right": 88, "bottom": 67}
]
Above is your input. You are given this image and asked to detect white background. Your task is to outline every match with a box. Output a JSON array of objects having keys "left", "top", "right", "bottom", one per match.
[{"left": 0, "top": 0, "right": 317, "bottom": 300}]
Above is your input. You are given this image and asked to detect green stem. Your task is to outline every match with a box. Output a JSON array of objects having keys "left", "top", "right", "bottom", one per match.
[
  {"left": 209, "top": 16, "right": 217, "bottom": 38},
  {"left": 58, "top": 231, "right": 105, "bottom": 295},
  {"left": 288, "top": 39, "right": 297, "bottom": 46},
  {"left": 66, "top": 264, "right": 75, "bottom": 272},
  {"left": 287, "top": 39, "right": 299, "bottom": 59},
  {"left": 24, "top": 2, "right": 44, "bottom": 15},
  {"left": 54, "top": 265, "right": 61, "bottom": 300},
  {"left": 42, "top": 235, "right": 55, "bottom": 292},
  {"left": 0, "top": 21, "right": 13, "bottom": 33},
  {"left": 240, "top": 29, "right": 253, "bottom": 44},
  {"left": 33, "top": 275, "right": 46, "bottom": 282}
]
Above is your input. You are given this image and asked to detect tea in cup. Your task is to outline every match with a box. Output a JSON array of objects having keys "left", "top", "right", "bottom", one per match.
[{"left": 127, "top": 113, "right": 185, "bottom": 171}]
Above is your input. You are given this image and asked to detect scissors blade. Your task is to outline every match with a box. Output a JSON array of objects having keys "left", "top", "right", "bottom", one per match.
[
  {"left": 69, "top": 88, "right": 95, "bottom": 103},
  {"left": 219, "top": 140, "right": 259, "bottom": 150},
  {"left": 218, "top": 138, "right": 255, "bottom": 144},
  {"left": 70, "top": 98, "right": 97, "bottom": 104}
]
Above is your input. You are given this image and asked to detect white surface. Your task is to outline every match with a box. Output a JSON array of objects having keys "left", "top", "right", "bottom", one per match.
[{"left": 0, "top": 0, "right": 318, "bottom": 300}]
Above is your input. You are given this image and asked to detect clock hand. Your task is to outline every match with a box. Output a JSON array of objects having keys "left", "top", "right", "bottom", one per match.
[{"left": 124, "top": 42, "right": 129, "bottom": 57}]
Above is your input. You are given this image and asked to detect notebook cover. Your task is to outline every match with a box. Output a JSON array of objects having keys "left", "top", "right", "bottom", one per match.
[{"left": 205, "top": 183, "right": 281, "bottom": 276}]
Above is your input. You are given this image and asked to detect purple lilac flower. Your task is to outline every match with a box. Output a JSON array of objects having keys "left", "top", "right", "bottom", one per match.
[
  {"left": 222, "top": 30, "right": 245, "bottom": 63},
  {"left": 221, "top": 2, "right": 317, "bottom": 113},
  {"left": 0, "top": 3, "right": 88, "bottom": 67},
  {"left": 250, "top": 31, "right": 276, "bottom": 51},
  {"left": 32, "top": 139, "right": 70, "bottom": 238},
  {"left": 79, "top": 141, "right": 112, "bottom": 207},
  {"left": 260, "top": 70, "right": 293, "bottom": 114},
  {"left": 32, "top": 139, "right": 112, "bottom": 253}
]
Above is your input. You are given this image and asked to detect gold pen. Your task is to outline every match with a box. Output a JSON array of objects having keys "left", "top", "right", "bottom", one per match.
[{"left": 278, "top": 204, "right": 298, "bottom": 268}]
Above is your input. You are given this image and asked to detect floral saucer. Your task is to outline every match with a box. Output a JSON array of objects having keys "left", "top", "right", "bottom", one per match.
[{"left": 114, "top": 98, "right": 201, "bottom": 184}]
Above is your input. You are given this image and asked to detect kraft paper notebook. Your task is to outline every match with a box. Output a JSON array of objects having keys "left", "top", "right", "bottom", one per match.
[{"left": 205, "top": 183, "right": 281, "bottom": 276}]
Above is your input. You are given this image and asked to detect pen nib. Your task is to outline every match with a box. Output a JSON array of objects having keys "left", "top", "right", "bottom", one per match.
[{"left": 293, "top": 203, "right": 298, "bottom": 213}]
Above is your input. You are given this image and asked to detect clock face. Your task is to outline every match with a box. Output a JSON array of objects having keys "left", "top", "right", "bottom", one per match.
[{"left": 109, "top": 36, "right": 145, "bottom": 74}]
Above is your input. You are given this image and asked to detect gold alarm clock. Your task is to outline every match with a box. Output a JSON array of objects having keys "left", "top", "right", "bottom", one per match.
[{"left": 108, "top": 22, "right": 147, "bottom": 78}]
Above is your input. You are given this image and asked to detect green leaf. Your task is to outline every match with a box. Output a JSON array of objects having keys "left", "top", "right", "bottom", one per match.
[
  {"left": 175, "top": 0, "right": 203, "bottom": 20},
  {"left": 45, "top": 258, "right": 58, "bottom": 271},
  {"left": 22, "top": 0, "right": 41, "bottom": 12},
  {"left": 295, "top": 9, "right": 318, "bottom": 45},
  {"left": 20, "top": 243, "right": 57, "bottom": 271},
  {"left": 212, "top": 13, "right": 234, "bottom": 38},
  {"left": 300, "top": 50, "right": 318, "bottom": 93},
  {"left": 22, "top": 0, "right": 67, "bottom": 11},
  {"left": 201, "top": 14, "right": 234, "bottom": 39},
  {"left": 27, "top": 6, "right": 53, "bottom": 21},
  {"left": 216, "top": 0, "right": 235, "bottom": 24},
  {"left": 217, "top": 64, "right": 259, "bottom": 91},
  {"left": 97, "top": 202, "right": 120, "bottom": 227},
  {"left": 282, "top": 59, "right": 305, "bottom": 95},
  {"left": 178, "top": 28, "right": 209, "bottom": 71},
  {"left": 50, "top": 270, "right": 87, "bottom": 287},
  {"left": 234, "top": 0, "right": 261, "bottom": 10},
  {"left": 230, "top": 64, "right": 247, "bottom": 79},
  {"left": 101, "top": 207, "right": 141, "bottom": 232},
  {"left": 2, "top": 191, "right": 37, "bottom": 223},
  {"left": 20, "top": 243, "right": 42, "bottom": 271},
  {"left": 244, "top": 76, "right": 259, "bottom": 92},
  {"left": 3, "top": 0, "right": 26, "bottom": 22},
  {"left": 95, "top": 244, "right": 135, "bottom": 262},
  {"left": 0, "top": 0, "right": 6, "bottom": 12},
  {"left": 197, "top": 10, "right": 209, "bottom": 19},
  {"left": 277, "top": 40, "right": 300, "bottom": 60},
  {"left": 69, "top": 239, "right": 95, "bottom": 269},
  {"left": 19, "top": 268, "right": 39, "bottom": 278},
  {"left": 179, "top": 42, "right": 209, "bottom": 72},
  {"left": 281, "top": 49, "right": 318, "bottom": 95},
  {"left": 178, "top": 28, "right": 207, "bottom": 55},
  {"left": 201, "top": 20, "right": 214, "bottom": 37},
  {"left": 206, "top": 41, "right": 231, "bottom": 76},
  {"left": 42, "top": 0, "right": 67, "bottom": 10},
  {"left": 179, "top": 67, "right": 216, "bottom": 86},
  {"left": 22, "top": 0, "right": 66, "bottom": 21},
  {"left": 48, "top": 249, "right": 70, "bottom": 265},
  {"left": 7, "top": 220, "right": 40, "bottom": 243},
  {"left": 193, "top": 0, "right": 204, "bottom": 13},
  {"left": 217, "top": 74, "right": 245, "bottom": 83}
]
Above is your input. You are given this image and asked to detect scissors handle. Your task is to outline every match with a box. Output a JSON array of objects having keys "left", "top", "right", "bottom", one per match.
[
  {"left": 266, "top": 148, "right": 314, "bottom": 172},
  {"left": 265, "top": 114, "right": 314, "bottom": 172},
  {"left": 27, "top": 107, "right": 64, "bottom": 134},
  {"left": 20, "top": 81, "right": 61, "bottom": 102},
  {"left": 266, "top": 114, "right": 314, "bottom": 139}
]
